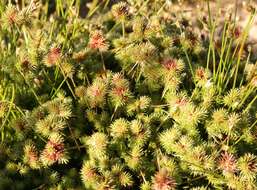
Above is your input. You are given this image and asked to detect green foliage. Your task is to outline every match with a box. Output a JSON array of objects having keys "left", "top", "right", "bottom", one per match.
[{"left": 0, "top": 0, "right": 256, "bottom": 189}]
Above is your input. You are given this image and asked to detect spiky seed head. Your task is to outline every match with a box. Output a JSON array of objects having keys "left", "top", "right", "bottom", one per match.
[
  {"left": 110, "top": 87, "right": 130, "bottom": 105},
  {"left": 212, "top": 109, "right": 228, "bottom": 125},
  {"left": 119, "top": 171, "right": 133, "bottom": 187},
  {"left": 75, "top": 86, "right": 87, "bottom": 98},
  {"left": 2, "top": 5, "right": 20, "bottom": 28},
  {"left": 160, "top": 128, "right": 182, "bottom": 153},
  {"left": 60, "top": 62, "right": 74, "bottom": 78},
  {"left": 111, "top": 73, "right": 128, "bottom": 87},
  {"left": 13, "top": 117, "right": 30, "bottom": 133},
  {"left": 130, "top": 119, "right": 149, "bottom": 145},
  {"left": 227, "top": 113, "right": 240, "bottom": 130},
  {"left": 47, "top": 100, "right": 72, "bottom": 120},
  {"left": 18, "top": 164, "right": 29, "bottom": 175},
  {"left": 233, "top": 26, "right": 242, "bottom": 39},
  {"left": 23, "top": 142, "right": 40, "bottom": 169},
  {"left": 89, "top": 30, "right": 109, "bottom": 52},
  {"left": 18, "top": 57, "right": 36, "bottom": 73},
  {"left": 130, "top": 119, "right": 143, "bottom": 136},
  {"left": 134, "top": 42, "right": 156, "bottom": 62},
  {"left": 44, "top": 47, "right": 62, "bottom": 67},
  {"left": 127, "top": 96, "right": 151, "bottom": 115},
  {"left": 41, "top": 133, "right": 68, "bottom": 166},
  {"left": 140, "top": 182, "right": 151, "bottom": 190},
  {"left": 111, "top": 2, "right": 129, "bottom": 20},
  {"left": 223, "top": 88, "right": 241, "bottom": 109},
  {"left": 163, "top": 75, "right": 181, "bottom": 93},
  {"left": 81, "top": 162, "right": 100, "bottom": 186},
  {"left": 32, "top": 107, "right": 47, "bottom": 120},
  {"left": 152, "top": 169, "right": 176, "bottom": 190},
  {"left": 195, "top": 68, "right": 206, "bottom": 79},
  {"left": 36, "top": 117, "right": 66, "bottom": 137},
  {"left": 195, "top": 67, "right": 211, "bottom": 87},
  {"left": 111, "top": 164, "right": 133, "bottom": 187},
  {"left": 162, "top": 37, "right": 174, "bottom": 48},
  {"left": 161, "top": 58, "right": 184, "bottom": 73},
  {"left": 132, "top": 17, "right": 147, "bottom": 34},
  {"left": 86, "top": 78, "right": 107, "bottom": 108},
  {"left": 144, "top": 16, "right": 162, "bottom": 36},
  {"left": 177, "top": 136, "right": 194, "bottom": 152},
  {"left": 110, "top": 118, "right": 129, "bottom": 138},
  {"left": 109, "top": 74, "right": 132, "bottom": 107},
  {"left": 218, "top": 152, "right": 237, "bottom": 174},
  {"left": 126, "top": 145, "right": 143, "bottom": 170},
  {"left": 238, "top": 153, "right": 257, "bottom": 181},
  {"left": 87, "top": 132, "right": 108, "bottom": 155}
]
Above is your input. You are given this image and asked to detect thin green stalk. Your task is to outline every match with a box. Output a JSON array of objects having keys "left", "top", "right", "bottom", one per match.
[
  {"left": 238, "top": 86, "right": 255, "bottom": 108},
  {"left": 206, "top": 0, "right": 214, "bottom": 71},
  {"left": 243, "top": 94, "right": 257, "bottom": 114},
  {"left": 240, "top": 51, "right": 251, "bottom": 87},
  {"left": 87, "top": 0, "right": 101, "bottom": 18},
  {"left": 217, "top": 39, "right": 233, "bottom": 92},
  {"left": 233, "top": 12, "right": 255, "bottom": 88},
  {"left": 234, "top": 119, "right": 257, "bottom": 146},
  {"left": 215, "top": 22, "right": 228, "bottom": 83},
  {"left": 51, "top": 76, "right": 68, "bottom": 98},
  {"left": 58, "top": 65, "right": 76, "bottom": 99},
  {"left": 0, "top": 84, "right": 15, "bottom": 132},
  {"left": 122, "top": 19, "right": 125, "bottom": 38},
  {"left": 16, "top": 67, "right": 41, "bottom": 105}
]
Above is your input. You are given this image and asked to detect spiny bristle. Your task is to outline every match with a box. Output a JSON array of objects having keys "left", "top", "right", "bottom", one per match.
[
  {"left": 218, "top": 152, "right": 237, "bottom": 174},
  {"left": 152, "top": 169, "right": 176, "bottom": 190}
]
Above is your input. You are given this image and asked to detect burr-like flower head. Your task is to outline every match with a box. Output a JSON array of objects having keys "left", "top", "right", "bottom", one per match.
[
  {"left": 41, "top": 133, "right": 68, "bottom": 166},
  {"left": 89, "top": 30, "right": 109, "bottom": 52},
  {"left": 152, "top": 169, "right": 176, "bottom": 190}
]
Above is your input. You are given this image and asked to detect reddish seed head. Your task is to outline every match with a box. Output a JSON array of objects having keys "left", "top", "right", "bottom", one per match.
[
  {"left": 219, "top": 152, "right": 237, "bottom": 173},
  {"left": 24, "top": 144, "right": 40, "bottom": 169},
  {"left": 196, "top": 68, "right": 206, "bottom": 79},
  {"left": 89, "top": 31, "right": 108, "bottom": 51},
  {"left": 42, "top": 140, "right": 65, "bottom": 164},
  {"left": 162, "top": 59, "right": 177, "bottom": 71},
  {"left": 8, "top": 9, "right": 18, "bottom": 25},
  {"left": 92, "top": 87, "right": 101, "bottom": 97},
  {"left": 27, "top": 149, "right": 38, "bottom": 163},
  {"left": 113, "top": 86, "right": 127, "bottom": 98},
  {"left": 233, "top": 27, "right": 241, "bottom": 39},
  {"left": 46, "top": 47, "right": 61, "bottom": 67},
  {"left": 188, "top": 32, "right": 198, "bottom": 45},
  {"left": 20, "top": 60, "right": 31, "bottom": 71},
  {"left": 175, "top": 97, "right": 187, "bottom": 107},
  {"left": 152, "top": 169, "right": 176, "bottom": 190}
]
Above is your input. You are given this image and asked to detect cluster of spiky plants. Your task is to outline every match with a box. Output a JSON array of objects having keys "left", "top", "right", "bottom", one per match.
[{"left": 0, "top": 0, "right": 256, "bottom": 189}]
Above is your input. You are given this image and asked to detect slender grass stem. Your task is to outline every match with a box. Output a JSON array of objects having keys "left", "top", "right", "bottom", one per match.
[
  {"left": 243, "top": 94, "right": 257, "bottom": 114},
  {"left": 0, "top": 84, "right": 15, "bottom": 130},
  {"left": 233, "top": 12, "right": 255, "bottom": 88},
  {"left": 122, "top": 19, "right": 125, "bottom": 38}
]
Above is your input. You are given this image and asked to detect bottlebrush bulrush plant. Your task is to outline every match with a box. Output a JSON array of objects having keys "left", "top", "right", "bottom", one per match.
[{"left": 0, "top": 0, "right": 256, "bottom": 189}]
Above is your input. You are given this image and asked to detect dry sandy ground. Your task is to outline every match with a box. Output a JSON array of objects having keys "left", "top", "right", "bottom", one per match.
[{"left": 173, "top": 0, "right": 257, "bottom": 41}]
